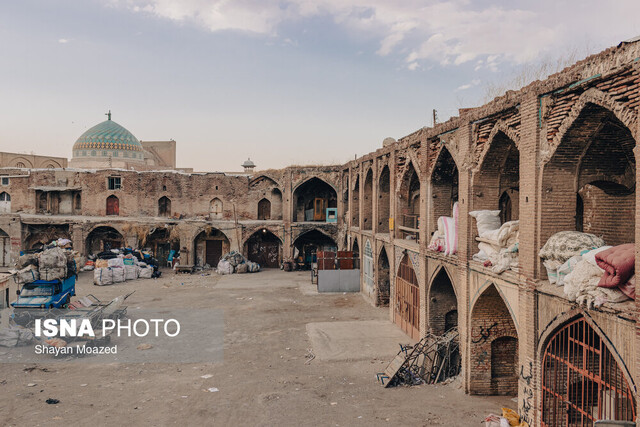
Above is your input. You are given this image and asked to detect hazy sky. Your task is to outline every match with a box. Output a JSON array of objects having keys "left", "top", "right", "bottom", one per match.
[{"left": 1, "top": 1, "right": 639, "bottom": 171}]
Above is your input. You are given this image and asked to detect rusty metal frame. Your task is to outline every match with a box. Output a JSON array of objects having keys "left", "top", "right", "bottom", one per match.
[{"left": 541, "top": 317, "right": 636, "bottom": 426}]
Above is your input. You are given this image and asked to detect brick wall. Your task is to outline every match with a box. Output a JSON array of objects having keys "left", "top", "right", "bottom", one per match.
[
  {"left": 362, "top": 168, "right": 373, "bottom": 230},
  {"left": 469, "top": 285, "right": 518, "bottom": 396},
  {"left": 377, "top": 166, "right": 390, "bottom": 233}
]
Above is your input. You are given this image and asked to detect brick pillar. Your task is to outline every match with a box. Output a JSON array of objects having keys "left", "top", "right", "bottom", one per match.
[
  {"left": 389, "top": 149, "right": 397, "bottom": 323},
  {"left": 454, "top": 122, "right": 473, "bottom": 393},
  {"left": 71, "top": 224, "right": 85, "bottom": 262},
  {"left": 517, "top": 93, "right": 541, "bottom": 424},
  {"left": 283, "top": 171, "right": 293, "bottom": 259},
  {"left": 419, "top": 172, "right": 428, "bottom": 337}
]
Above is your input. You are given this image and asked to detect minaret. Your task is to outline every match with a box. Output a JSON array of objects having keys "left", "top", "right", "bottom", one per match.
[{"left": 241, "top": 158, "right": 256, "bottom": 173}]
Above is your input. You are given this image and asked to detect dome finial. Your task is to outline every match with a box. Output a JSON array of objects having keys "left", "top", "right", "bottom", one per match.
[{"left": 105, "top": 110, "right": 111, "bottom": 120}]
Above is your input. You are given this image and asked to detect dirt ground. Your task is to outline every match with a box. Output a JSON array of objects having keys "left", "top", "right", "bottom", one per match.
[{"left": 0, "top": 269, "right": 513, "bottom": 426}]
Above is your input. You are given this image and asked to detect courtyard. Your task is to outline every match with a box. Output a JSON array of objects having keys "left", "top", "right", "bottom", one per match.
[{"left": 0, "top": 269, "right": 510, "bottom": 426}]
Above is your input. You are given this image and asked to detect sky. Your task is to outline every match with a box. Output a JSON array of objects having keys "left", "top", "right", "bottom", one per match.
[{"left": 0, "top": 1, "right": 639, "bottom": 171}]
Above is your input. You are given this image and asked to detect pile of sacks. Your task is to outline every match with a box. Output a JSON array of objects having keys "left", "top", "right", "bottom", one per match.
[
  {"left": 539, "top": 231, "right": 634, "bottom": 308},
  {"left": 469, "top": 210, "right": 519, "bottom": 274},
  {"left": 216, "top": 251, "right": 260, "bottom": 275},
  {"left": 14, "top": 247, "right": 78, "bottom": 284},
  {"left": 94, "top": 253, "right": 154, "bottom": 286}
]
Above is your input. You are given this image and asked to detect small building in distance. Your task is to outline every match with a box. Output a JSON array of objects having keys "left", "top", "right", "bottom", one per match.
[{"left": 0, "top": 152, "right": 67, "bottom": 169}]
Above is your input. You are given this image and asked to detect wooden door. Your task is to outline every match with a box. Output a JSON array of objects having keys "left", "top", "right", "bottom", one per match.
[
  {"left": 313, "top": 198, "right": 326, "bottom": 221},
  {"left": 248, "top": 241, "right": 279, "bottom": 268},
  {"left": 205, "top": 240, "right": 223, "bottom": 267},
  {"left": 258, "top": 199, "right": 271, "bottom": 220},
  {"left": 394, "top": 255, "right": 420, "bottom": 339},
  {"left": 106, "top": 196, "right": 119, "bottom": 216}
]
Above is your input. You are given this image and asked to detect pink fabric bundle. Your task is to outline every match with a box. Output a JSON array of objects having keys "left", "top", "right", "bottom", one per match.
[{"left": 596, "top": 243, "right": 635, "bottom": 299}]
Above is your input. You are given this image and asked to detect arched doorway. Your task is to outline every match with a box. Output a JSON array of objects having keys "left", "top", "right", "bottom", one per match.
[
  {"left": 145, "top": 227, "right": 179, "bottom": 266},
  {"left": 0, "top": 192, "right": 11, "bottom": 214},
  {"left": 428, "top": 268, "right": 458, "bottom": 335},
  {"left": 351, "top": 175, "right": 360, "bottom": 226},
  {"left": 394, "top": 254, "right": 420, "bottom": 339},
  {"left": 158, "top": 196, "right": 171, "bottom": 217},
  {"left": 293, "top": 229, "right": 337, "bottom": 270},
  {"left": 541, "top": 316, "right": 636, "bottom": 425},
  {"left": 194, "top": 227, "right": 229, "bottom": 267},
  {"left": 377, "top": 247, "right": 390, "bottom": 306},
  {"left": 362, "top": 169, "right": 373, "bottom": 230},
  {"left": 430, "top": 147, "right": 458, "bottom": 235},
  {"left": 352, "top": 238, "right": 360, "bottom": 269},
  {"left": 292, "top": 177, "right": 338, "bottom": 222},
  {"left": 245, "top": 229, "right": 281, "bottom": 268},
  {"left": 86, "top": 226, "right": 124, "bottom": 255},
  {"left": 541, "top": 102, "right": 635, "bottom": 256},
  {"left": 106, "top": 195, "right": 119, "bottom": 216},
  {"left": 210, "top": 198, "right": 223, "bottom": 220},
  {"left": 397, "top": 162, "right": 420, "bottom": 241},
  {"left": 378, "top": 166, "right": 390, "bottom": 233},
  {"left": 470, "top": 284, "right": 518, "bottom": 396},
  {"left": 474, "top": 131, "right": 519, "bottom": 219},
  {"left": 258, "top": 198, "right": 271, "bottom": 220}
]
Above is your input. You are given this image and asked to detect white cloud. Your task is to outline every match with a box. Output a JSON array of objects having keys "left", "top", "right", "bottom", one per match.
[
  {"left": 109, "top": 0, "right": 640, "bottom": 69},
  {"left": 58, "top": 38, "right": 69, "bottom": 44},
  {"left": 455, "top": 79, "right": 480, "bottom": 91}
]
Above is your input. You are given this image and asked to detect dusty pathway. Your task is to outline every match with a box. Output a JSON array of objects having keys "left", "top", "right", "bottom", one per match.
[{"left": 0, "top": 269, "right": 512, "bottom": 426}]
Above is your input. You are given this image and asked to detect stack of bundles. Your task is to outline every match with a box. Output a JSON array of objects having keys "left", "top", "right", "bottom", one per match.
[
  {"left": 539, "top": 231, "right": 605, "bottom": 284},
  {"left": 94, "top": 267, "right": 114, "bottom": 286},
  {"left": 428, "top": 202, "right": 459, "bottom": 256},
  {"left": 139, "top": 265, "right": 154, "bottom": 279},
  {"left": 469, "top": 210, "right": 520, "bottom": 274},
  {"left": 15, "top": 265, "right": 39, "bottom": 284},
  {"left": 124, "top": 264, "right": 138, "bottom": 280},
  {"left": 538, "top": 232, "right": 633, "bottom": 308},
  {"left": 39, "top": 247, "right": 68, "bottom": 281},
  {"left": 217, "top": 251, "right": 245, "bottom": 275}
]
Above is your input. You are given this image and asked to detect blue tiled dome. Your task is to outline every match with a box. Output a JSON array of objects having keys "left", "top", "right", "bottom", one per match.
[{"left": 73, "top": 119, "right": 143, "bottom": 153}]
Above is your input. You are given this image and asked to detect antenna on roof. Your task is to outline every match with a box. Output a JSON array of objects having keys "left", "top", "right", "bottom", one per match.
[{"left": 106, "top": 110, "right": 112, "bottom": 121}]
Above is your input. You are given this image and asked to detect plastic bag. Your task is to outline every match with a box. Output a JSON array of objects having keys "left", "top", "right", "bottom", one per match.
[{"left": 217, "top": 259, "right": 234, "bottom": 275}]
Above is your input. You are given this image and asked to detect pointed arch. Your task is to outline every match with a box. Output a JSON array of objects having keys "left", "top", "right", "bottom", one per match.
[
  {"left": 396, "top": 160, "right": 420, "bottom": 241},
  {"left": 540, "top": 314, "right": 636, "bottom": 424},
  {"left": 106, "top": 195, "right": 119, "bottom": 216},
  {"left": 376, "top": 246, "right": 390, "bottom": 306},
  {"left": 394, "top": 253, "right": 420, "bottom": 339},
  {"left": 362, "top": 168, "right": 373, "bottom": 230},
  {"left": 158, "top": 196, "right": 171, "bottom": 217},
  {"left": 292, "top": 177, "right": 338, "bottom": 222},
  {"left": 377, "top": 165, "right": 390, "bottom": 233},
  {"left": 427, "top": 266, "right": 458, "bottom": 335},
  {"left": 430, "top": 145, "right": 459, "bottom": 236},
  {"left": 469, "top": 283, "right": 518, "bottom": 396},
  {"left": 257, "top": 198, "right": 271, "bottom": 220},
  {"left": 209, "top": 197, "right": 223, "bottom": 220},
  {"left": 540, "top": 97, "right": 636, "bottom": 255}
]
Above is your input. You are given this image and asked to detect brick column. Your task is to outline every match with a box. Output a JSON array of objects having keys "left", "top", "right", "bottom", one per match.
[
  {"left": 517, "top": 93, "right": 541, "bottom": 424},
  {"left": 454, "top": 122, "right": 472, "bottom": 393}
]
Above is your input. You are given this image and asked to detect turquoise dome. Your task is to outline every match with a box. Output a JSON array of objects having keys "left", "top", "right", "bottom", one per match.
[{"left": 73, "top": 119, "right": 143, "bottom": 153}]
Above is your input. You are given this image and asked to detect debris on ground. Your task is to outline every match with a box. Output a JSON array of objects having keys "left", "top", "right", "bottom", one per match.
[
  {"left": 377, "top": 328, "right": 460, "bottom": 387},
  {"left": 46, "top": 398, "right": 60, "bottom": 404}
]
